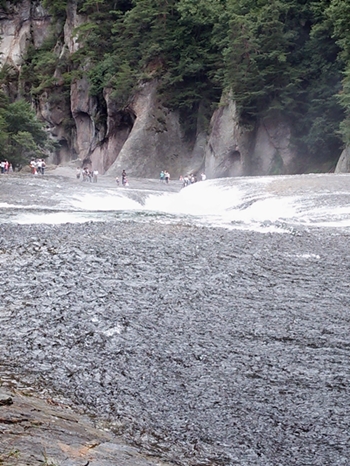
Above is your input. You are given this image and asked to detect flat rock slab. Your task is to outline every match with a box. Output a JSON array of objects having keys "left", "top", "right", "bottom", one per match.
[{"left": 0, "top": 390, "right": 170, "bottom": 466}]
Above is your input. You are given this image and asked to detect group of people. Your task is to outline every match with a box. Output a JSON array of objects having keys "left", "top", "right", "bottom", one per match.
[
  {"left": 1, "top": 160, "right": 207, "bottom": 187},
  {"left": 180, "top": 172, "right": 206, "bottom": 187},
  {"left": 73, "top": 166, "right": 206, "bottom": 188},
  {"left": 159, "top": 170, "right": 170, "bottom": 183},
  {"left": 76, "top": 166, "right": 128, "bottom": 186},
  {"left": 76, "top": 167, "right": 98, "bottom": 183},
  {"left": 30, "top": 159, "right": 46, "bottom": 175},
  {"left": 159, "top": 170, "right": 206, "bottom": 187},
  {"left": 0, "top": 160, "right": 13, "bottom": 174}
]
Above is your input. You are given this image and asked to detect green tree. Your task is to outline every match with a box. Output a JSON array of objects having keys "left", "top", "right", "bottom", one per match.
[
  {"left": 0, "top": 95, "right": 51, "bottom": 167},
  {"left": 326, "top": 0, "right": 350, "bottom": 144},
  {"left": 42, "top": 0, "right": 68, "bottom": 19},
  {"left": 214, "top": 0, "right": 344, "bottom": 165}
]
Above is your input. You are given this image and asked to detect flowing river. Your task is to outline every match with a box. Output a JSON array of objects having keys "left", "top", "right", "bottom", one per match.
[{"left": 0, "top": 171, "right": 349, "bottom": 465}]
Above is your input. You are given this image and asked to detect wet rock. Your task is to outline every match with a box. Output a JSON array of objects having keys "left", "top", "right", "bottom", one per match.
[{"left": 0, "top": 389, "right": 172, "bottom": 466}]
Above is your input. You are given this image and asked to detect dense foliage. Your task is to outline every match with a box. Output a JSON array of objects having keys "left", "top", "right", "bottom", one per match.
[
  {"left": 0, "top": 91, "right": 52, "bottom": 168},
  {"left": 5, "top": 0, "right": 350, "bottom": 168}
]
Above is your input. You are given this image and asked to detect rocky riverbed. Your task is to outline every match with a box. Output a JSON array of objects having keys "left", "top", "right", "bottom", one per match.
[{"left": 0, "top": 214, "right": 349, "bottom": 465}]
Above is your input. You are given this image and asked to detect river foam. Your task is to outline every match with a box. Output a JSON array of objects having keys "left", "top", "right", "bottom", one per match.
[{"left": 1, "top": 173, "right": 350, "bottom": 232}]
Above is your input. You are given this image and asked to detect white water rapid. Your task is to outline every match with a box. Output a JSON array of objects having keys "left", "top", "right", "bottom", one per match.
[{"left": 1, "top": 172, "right": 350, "bottom": 232}]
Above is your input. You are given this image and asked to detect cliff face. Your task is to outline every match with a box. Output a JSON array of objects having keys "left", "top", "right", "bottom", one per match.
[
  {"left": 0, "top": 0, "right": 299, "bottom": 178},
  {"left": 335, "top": 147, "right": 350, "bottom": 173},
  {"left": 0, "top": 1, "right": 51, "bottom": 67},
  {"left": 204, "top": 100, "right": 296, "bottom": 178},
  {"left": 106, "top": 82, "right": 204, "bottom": 178}
]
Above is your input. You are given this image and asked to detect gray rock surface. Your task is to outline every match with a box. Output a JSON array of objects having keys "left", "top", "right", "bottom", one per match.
[
  {"left": 106, "top": 82, "right": 203, "bottom": 179},
  {"left": 0, "top": 388, "right": 171, "bottom": 466},
  {"left": 0, "top": 1, "right": 51, "bottom": 67}
]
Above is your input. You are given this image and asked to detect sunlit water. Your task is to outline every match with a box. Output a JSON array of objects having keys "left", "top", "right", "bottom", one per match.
[{"left": 1, "top": 172, "right": 350, "bottom": 232}]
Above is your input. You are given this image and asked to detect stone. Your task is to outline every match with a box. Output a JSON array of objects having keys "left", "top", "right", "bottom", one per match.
[
  {"left": 0, "top": 392, "right": 13, "bottom": 406},
  {"left": 0, "top": 390, "right": 172, "bottom": 465}
]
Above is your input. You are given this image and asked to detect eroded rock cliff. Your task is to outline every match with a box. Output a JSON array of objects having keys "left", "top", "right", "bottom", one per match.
[
  {"left": 106, "top": 82, "right": 204, "bottom": 178},
  {"left": 0, "top": 1, "right": 50, "bottom": 67},
  {"left": 204, "top": 99, "right": 297, "bottom": 178},
  {"left": 0, "top": 0, "right": 301, "bottom": 178}
]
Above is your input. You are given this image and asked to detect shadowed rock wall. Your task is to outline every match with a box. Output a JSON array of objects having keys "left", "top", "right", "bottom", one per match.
[
  {"left": 204, "top": 99, "right": 297, "bottom": 179},
  {"left": 0, "top": 0, "right": 302, "bottom": 178}
]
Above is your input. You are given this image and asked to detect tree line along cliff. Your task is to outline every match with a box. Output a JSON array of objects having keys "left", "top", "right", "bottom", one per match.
[{"left": 1, "top": 0, "right": 350, "bottom": 177}]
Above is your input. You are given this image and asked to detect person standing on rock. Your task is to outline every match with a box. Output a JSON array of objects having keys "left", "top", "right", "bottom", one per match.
[
  {"left": 30, "top": 159, "right": 37, "bottom": 175},
  {"left": 36, "top": 159, "right": 42, "bottom": 174},
  {"left": 164, "top": 170, "right": 170, "bottom": 184},
  {"left": 122, "top": 170, "right": 127, "bottom": 186}
]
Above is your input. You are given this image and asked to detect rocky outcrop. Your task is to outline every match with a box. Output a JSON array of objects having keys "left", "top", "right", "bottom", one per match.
[
  {"left": 250, "top": 116, "right": 296, "bottom": 175},
  {"left": 204, "top": 99, "right": 297, "bottom": 178},
  {"left": 70, "top": 76, "right": 99, "bottom": 159},
  {"left": 0, "top": 1, "right": 51, "bottom": 68},
  {"left": 0, "top": 388, "right": 172, "bottom": 466},
  {"left": 106, "top": 82, "right": 203, "bottom": 179},
  {"left": 335, "top": 146, "right": 350, "bottom": 173}
]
